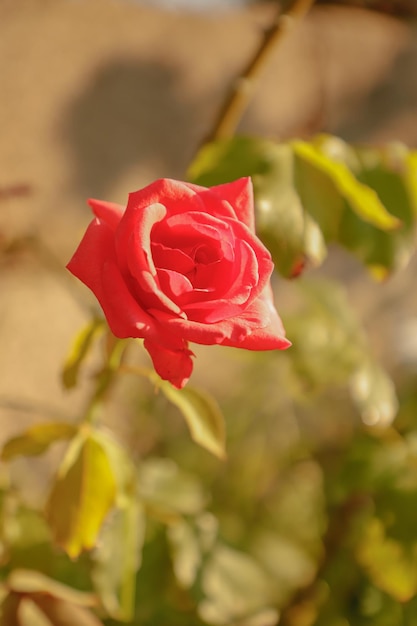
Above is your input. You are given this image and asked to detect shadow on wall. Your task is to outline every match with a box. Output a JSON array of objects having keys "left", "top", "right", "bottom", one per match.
[{"left": 60, "top": 58, "right": 201, "bottom": 202}]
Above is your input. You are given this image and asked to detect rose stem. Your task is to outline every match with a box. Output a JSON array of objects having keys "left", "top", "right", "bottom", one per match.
[{"left": 203, "top": 0, "right": 316, "bottom": 144}]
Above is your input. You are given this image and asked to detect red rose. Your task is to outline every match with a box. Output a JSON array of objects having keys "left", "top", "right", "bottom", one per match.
[{"left": 67, "top": 178, "right": 290, "bottom": 388}]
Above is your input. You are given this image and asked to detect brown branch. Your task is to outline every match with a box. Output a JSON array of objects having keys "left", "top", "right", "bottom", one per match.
[{"left": 205, "top": 0, "right": 317, "bottom": 144}]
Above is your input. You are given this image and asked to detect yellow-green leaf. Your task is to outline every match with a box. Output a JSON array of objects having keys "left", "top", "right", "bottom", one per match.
[
  {"left": 92, "top": 499, "right": 145, "bottom": 621},
  {"left": 158, "top": 380, "right": 226, "bottom": 459},
  {"left": 138, "top": 458, "right": 206, "bottom": 518},
  {"left": 357, "top": 516, "right": 417, "bottom": 601},
  {"left": 292, "top": 139, "right": 400, "bottom": 231},
  {"left": 350, "top": 360, "right": 398, "bottom": 427},
  {"left": 1, "top": 423, "right": 77, "bottom": 461},
  {"left": 7, "top": 569, "right": 97, "bottom": 607},
  {"left": 199, "top": 545, "right": 276, "bottom": 625},
  {"left": 45, "top": 432, "right": 117, "bottom": 558},
  {"left": 62, "top": 318, "right": 105, "bottom": 389},
  {"left": 19, "top": 596, "right": 104, "bottom": 626}
]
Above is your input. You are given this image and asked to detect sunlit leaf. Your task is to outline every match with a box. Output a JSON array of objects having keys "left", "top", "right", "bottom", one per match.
[
  {"left": 313, "top": 136, "right": 417, "bottom": 276},
  {"left": 19, "top": 596, "right": 103, "bottom": 626},
  {"left": 156, "top": 378, "right": 226, "bottom": 459},
  {"left": 284, "top": 279, "right": 367, "bottom": 391},
  {"left": 92, "top": 498, "right": 145, "bottom": 621},
  {"left": 7, "top": 569, "right": 97, "bottom": 606},
  {"left": 357, "top": 516, "right": 417, "bottom": 601},
  {"left": 1, "top": 423, "right": 77, "bottom": 461},
  {"left": 351, "top": 141, "right": 417, "bottom": 276},
  {"left": 252, "top": 531, "right": 316, "bottom": 603},
  {"left": 350, "top": 360, "right": 398, "bottom": 427},
  {"left": 1, "top": 570, "right": 102, "bottom": 626},
  {"left": 199, "top": 544, "right": 276, "bottom": 625},
  {"left": 62, "top": 318, "right": 105, "bottom": 389},
  {"left": 15, "top": 600, "right": 51, "bottom": 626},
  {"left": 92, "top": 429, "right": 136, "bottom": 503},
  {"left": 45, "top": 431, "right": 117, "bottom": 558},
  {"left": 167, "top": 519, "right": 201, "bottom": 589},
  {"left": 292, "top": 138, "right": 400, "bottom": 230},
  {"left": 167, "top": 513, "right": 217, "bottom": 590},
  {"left": 138, "top": 458, "right": 206, "bottom": 519}
]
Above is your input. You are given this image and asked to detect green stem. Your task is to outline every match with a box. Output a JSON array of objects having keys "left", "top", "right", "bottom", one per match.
[
  {"left": 83, "top": 336, "right": 129, "bottom": 425},
  {"left": 204, "top": 0, "right": 316, "bottom": 144}
]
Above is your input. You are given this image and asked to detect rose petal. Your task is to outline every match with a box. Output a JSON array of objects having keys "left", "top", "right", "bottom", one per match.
[
  {"left": 124, "top": 204, "right": 184, "bottom": 317},
  {"left": 67, "top": 217, "right": 114, "bottom": 304},
  {"left": 220, "top": 290, "right": 291, "bottom": 351},
  {"left": 223, "top": 217, "right": 274, "bottom": 305},
  {"left": 182, "top": 298, "right": 250, "bottom": 324},
  {"left": 126, "top": 179, "right": 236, "bottom": 222},
  {"left": 209, "top": 177, "right": 255, "bottom": 231},
  {"left": 100, "top": 261, "right": 157, "bottom": 339},
  {"left": 153, "top": 211, "right": 231, "bottom": 252},
  {"left": 150, "top": 285, "right": 290, "bottom": 350},
  {"left": 88, "top": 199, "right": 125, "bottom": 231},
  {"left": 119, "top": 201, "right": 166, "bottom": 277},
  {"left": 67, "top": 218, "right": 156, "bottom": 339},
  {"left": 158, "top": 268, "right": 194, "bottom": 300},
  {"left": 152, "top": 243, "right": 195, "bottom": 274},
  {"left": 144, "top": 338, "right": 194, "bottom": 389}
]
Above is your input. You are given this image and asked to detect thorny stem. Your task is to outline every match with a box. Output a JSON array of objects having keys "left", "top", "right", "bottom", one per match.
[{"left": 204, "top": 0, "right": 316, "bottom": 144}]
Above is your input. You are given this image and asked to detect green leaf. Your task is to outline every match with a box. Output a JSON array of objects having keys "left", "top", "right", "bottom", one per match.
[
  {"left": 303, "top": 136, "right": 417, "bottom": 277},
  {"left": 1, "top": 422, "right": 77, "bottom": 461},
  {"left": 158, "top": 380, "right": 226, "bottom": 459},
  {"left": 138, "top": 458, "right": 206, "bottom": 519},
  {"left": 167, "top": 513, "right": 217, "bottom": 590},
  {"left": 92, "top": 499, "right": 145, "bottom": 621},
  {"left": 45, "top": 430, "right": 117, "bottom": 558},
  {"left": 199, "top": 544, "right": 277, "bottom": 625},
  {"left": 292, "top": 138, "right": 400, "bottom": 230},
  {"left": 348, "top": 141, "right": 417, "bottom": 277},
  {"left": 62, "top": 318, "right": 105, "bottom": 389},
  {"left": 18, "top": 597, "right": 104, "bottom": 626},
  {"left": 7, "top": 569, "right": 97, "bottom": 607},
  {"left": 284, "top": 279, "right": 367, "bottom": 391},
  {"left": 167, "top": 519, "right": 201, "bottom": 589},
  {"left": 350, "top": 360, "right": 398, "bottom": 427},
  {"left": 92, "top": 429, "right": 136, "bottom": 503},
  {"left": 357, "top": 516, "right": 417, "bottom": 602}
]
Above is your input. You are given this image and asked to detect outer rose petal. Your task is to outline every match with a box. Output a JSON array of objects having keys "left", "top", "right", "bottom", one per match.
[
  {"left": 67, "top": 218, "right": 114, "bottom": 305},
  {"left": 88, "top": 199, "right": 125, "bottom": 231},
  {"left": 144, "top": 338, "right": 194, "bottom": 389},
  {"left": 66, "top": 218, "right": 156, "bottom": 339},
  {"left": 125, "top": 179, "right": 236, "bottom": 222},
  {"left": 149, "top": 285, "right": 290, "bottom": 351},
  {"left": 220, "top": 288, "right": 291, "bottom": 351},
  {"left": 209, "top": 178, "right": 255, "bottom": 231}
]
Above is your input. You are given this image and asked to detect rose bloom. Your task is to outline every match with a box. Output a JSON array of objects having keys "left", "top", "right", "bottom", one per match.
[{"left": 67, "top": 178, "right": 290, "bottom": 388}]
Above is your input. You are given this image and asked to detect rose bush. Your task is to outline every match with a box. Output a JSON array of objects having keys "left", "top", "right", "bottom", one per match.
[{"left": 67, "top": 177, "right": 290, "bottom": 388}]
